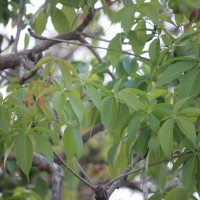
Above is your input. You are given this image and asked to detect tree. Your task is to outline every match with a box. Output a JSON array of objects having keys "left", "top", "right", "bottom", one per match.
[{"left": 0, "top": 0, "right": 200, "bottom": 199}]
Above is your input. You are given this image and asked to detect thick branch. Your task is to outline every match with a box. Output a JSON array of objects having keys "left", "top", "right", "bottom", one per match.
[
  {"left": 0, "top": 10, "right": 95, "bottom": 70},
  {"left": 78, "top": 36, "right": 115, "bottom": 80},
  {"left": 82, "top": 123, "right": 104, "bottom": 143},
  {"left": 105, "top": 154, "right": 141, "bottom": 198}
]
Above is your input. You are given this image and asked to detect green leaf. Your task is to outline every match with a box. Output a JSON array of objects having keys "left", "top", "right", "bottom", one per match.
[
  {"left": 126, "top": 113, "right": 141, "bottom": 153},
  {"left": 58, "top": 59, "right": 79, "bottom": 77},
  {"left": 24, "top": 33, "right": 30, "bottom": 49},
  {"left": 0, "top": 106, "right": 9, "bottom": 134},
  {"left": 155, "top": 164, "right": 166, "bottom": 190},
  {"left": 86, "top": 84, "right": 101, "bottom": 111},
  {"left": 172, "top": 154, "right": 191, "bottom": 172},
  {"left": 108, "top": 143, "right": 121, "bottom": 166},
  {"left": 32, "top": 9, "right": 47, "bottom": 34},
  {"left": 173, "top": 96, "right": 192, "bottom": 114},
  {"left": 165, "top": 187, "right": 188, "bottom": 200},
  {"left": 15, "top": 134, "right": 33, "bottom": 180},
  {"left": 182, "top": 156, "right": 197, "bottom": 189},
  {"left": 31, "top": 56, "right": 55, "bottom": 72},
  {"left": 148, "top": 113, "right": 159, "bottom": 132},
  {"left": 121, "top": 6, "right": 135, "bottom": 35},
  {"left": 136, "top": 129, "right": 150, "bottom": 158},
  {"left": 118, "top": 88, "right": 141, "bottom": 110},
  {"left": 60, "top": 0, "right": 80, "bottom": 8},
  {"left": 107, "top": 33, "right": 122, "bottom": 67},
  {"left": 0, "top": 140, "right": 4, "bottom": 160},
  {"left": 101, "top": 96, "right": 118, "bottom": 132},
  {"left": 52, "top": 91, "right": 65, "bottom": 114},
  {"left": 148, "top": 89, "right": 167, "bottom": 99},
  {"left": 158, "top": 119, "right": 174, "bottom": 157},
  {"left": 178, "top": 68, "right": 200, "bottom": 99},
  {"left": 113, "top": 78, "right": 124, "bottom": 93},
  {"left": 31, "top": 133, "right": 53, "bottom": 164},
  {"left": 149, "top": 39, "right": 160, "bottom": 65},
  {"left": 0, "top": 92, "right": 3, "bottom": 104},
  {"left": 63, "top": 127, "right": 83, "bottom": 161},
  {"left": 176, "top": 115, "right": 196, "bottom": 146},
  {"left": 51, "top": 7, "right": 69, "bottom": 34},
  {"left": 148, "top": 193, "right": 165, "bottom": 200},
  {"left": 140, "top": 3, "right": 162, "bottom": 26},
  {"left": 128, "top": 31, "right": 143, "bottom": 55},
  {"left": 113, "top": 103, "right": 129, "bottom": 143},
  {"left": 58, "top": 59, "right": 72, "bottom": 87},
  {"left": 67, "top": 92, "right": 84, "bottom": 123},
  {"left": 30, "top": 127, "right": 55, "bottom": 136},
  {"left": 178, "top": 107, "right": 200, "bottom": 117},
  {"left": 158, "top": 61, "right": 196, "bottom": 85}
]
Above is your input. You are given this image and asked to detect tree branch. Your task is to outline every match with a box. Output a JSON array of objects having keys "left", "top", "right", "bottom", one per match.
[
  {"left": 105, "top": 150, "right": 193, "bottom": 196},
  {"left": 12, "top": 0, "right": 25, "bottom": 53},
  {"left": 82, "top": 123, "right": 104, "bottom": 143},
  {"left": 0, "top": 9, "right": 95, "bottom": 70},
  {"left": 78, "top": 36, "right": 115, "bottom": 80},
  {"left": 53, "top": 152, "right": 96, "bottom": 190}
]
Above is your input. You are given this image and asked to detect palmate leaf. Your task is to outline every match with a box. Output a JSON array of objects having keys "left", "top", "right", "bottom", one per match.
[{"left": 15, "top": 134, "right": 33, "bottom": 180}]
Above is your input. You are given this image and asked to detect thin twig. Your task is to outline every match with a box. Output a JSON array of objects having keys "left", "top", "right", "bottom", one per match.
[
  {"left": 53, "top": 152, "right": 96, "bottom": 190},
  {"left": 73, "top": 156, "right": 95, "bottom": 187},
  {"left": 105, "top": 150, "right": 193, "bottom": 189},
  {"left": 76, "top": 32, "right": 130, "bottom": 45},
  {"left": 78, "top": 36, "right": 115, "bottom": 80},
  {"left": 12, "top": 0, "right": 25, "bottom": 52},
  {"left": 28, "top": 29, "right": 149, "bottom": 61}
]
